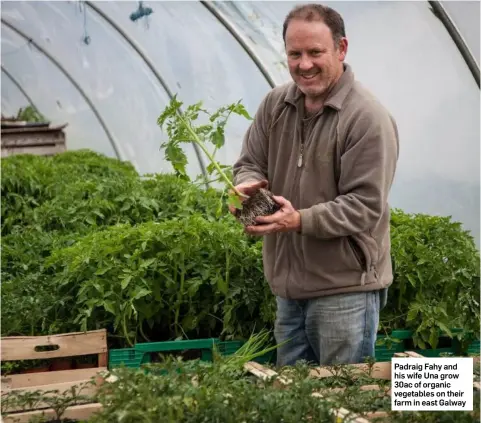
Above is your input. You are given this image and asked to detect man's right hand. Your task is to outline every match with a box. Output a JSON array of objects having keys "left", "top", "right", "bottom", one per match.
[{"left": 228, "top": 179, "right": 268, "bottom": 215}]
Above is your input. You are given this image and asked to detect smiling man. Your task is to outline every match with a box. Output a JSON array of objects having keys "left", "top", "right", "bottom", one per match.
[{"left": 232, "top": 4, "right": 399, "bottom": 367}]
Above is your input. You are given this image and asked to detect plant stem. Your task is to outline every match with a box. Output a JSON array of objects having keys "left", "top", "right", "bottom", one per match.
[
  {"left": 174, "top": 251, "right": 185, "bottom": 338},
  {"left": 177, "top": 114, "right": 245, "bottom": 198},
  {"left": 122, "top": 313, "right": 134, "bottom": 347}
]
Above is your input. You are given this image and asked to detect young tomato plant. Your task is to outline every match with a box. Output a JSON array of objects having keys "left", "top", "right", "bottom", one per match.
[
  {"left": 157, "top": 96, "right": 280, "bottom": 223},
  {"left": 157, "top": 96, "right": 248, "bottom": 210}
]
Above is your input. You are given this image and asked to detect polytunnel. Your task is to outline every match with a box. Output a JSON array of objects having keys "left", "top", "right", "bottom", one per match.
[{"left": 1, "top": 1, "right": 480, "bottom": 244}]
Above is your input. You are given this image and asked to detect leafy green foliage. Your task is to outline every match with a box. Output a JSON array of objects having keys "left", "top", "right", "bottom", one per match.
[
  {"left": 16, "top": 105, "right": 47, "bottom": 122},
  {"left": 1, "top": 150, "right": 138, "bottom": 235},
  {"left": 157, "top": 95, "right": 252, "bottom": 204},
  {"left": 1, "top": 381, "right": 94, "bottom": 421},
  {"left": 90, "top": 360, "right": 335, "bottom": 423},
  {"left": 43, "top": 215, "right": 273, "bottom": 346},
  {"left": 381, "top": 209, "right": 480, "bottom": 350},
  {"left": 2, "top": 150, "right": 479, "bottom": 356},
  {"left": 90, "top": 358, "right": 479, "bottom": 423},
  {"left": 1, "top": 151, "right": 235, "bottom": 339}
]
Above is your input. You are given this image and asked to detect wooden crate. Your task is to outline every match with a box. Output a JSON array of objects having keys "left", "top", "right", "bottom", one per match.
[
  {"left": 1, "top": 329, "right": 108, "bottom": 422},
  {"left": 244, "top": 351, "right": 480, "bottom": 422},
  {"left": 1, "top": 123, "right": 67, "bottom": 157}
]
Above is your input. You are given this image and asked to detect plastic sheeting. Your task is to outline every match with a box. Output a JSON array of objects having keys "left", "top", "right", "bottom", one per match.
[{"left": 1, "top": 1, "right": 479, "bottom": 243}]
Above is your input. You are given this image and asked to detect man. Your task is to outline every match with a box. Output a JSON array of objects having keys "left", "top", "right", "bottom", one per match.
[{"left": 231, "top": 3, "right": 399, "bottom": 367}]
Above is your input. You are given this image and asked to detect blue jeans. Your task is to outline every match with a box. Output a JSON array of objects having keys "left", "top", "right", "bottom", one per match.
[{"left": 274, "top": 290, "right": 380, "bottom": 367}]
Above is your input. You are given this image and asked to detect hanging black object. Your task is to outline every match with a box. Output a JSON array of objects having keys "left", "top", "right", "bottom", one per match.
[
  {"left": 130, "top": 1, "right": 153, "bottom": 22},
  {"left": 78, "top": 1, "right": 91, "bottom": 45}
]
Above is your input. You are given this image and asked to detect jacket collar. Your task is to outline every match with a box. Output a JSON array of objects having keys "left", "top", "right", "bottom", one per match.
[{"left": 284, "top": 63, "right": 355, "bottom": 111}]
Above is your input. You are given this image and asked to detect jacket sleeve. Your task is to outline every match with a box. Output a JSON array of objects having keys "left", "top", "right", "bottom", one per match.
[
  {"left": 298, "top": 105, "right": 399, "bottom": 239},
  {"left": 232, "top": 93, "right": 271, "bottom": 186}
]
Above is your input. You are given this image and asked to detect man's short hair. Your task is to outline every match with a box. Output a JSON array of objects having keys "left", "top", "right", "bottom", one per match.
[{"left": 283, "top": 3, "right": 346, "bottom": 46}]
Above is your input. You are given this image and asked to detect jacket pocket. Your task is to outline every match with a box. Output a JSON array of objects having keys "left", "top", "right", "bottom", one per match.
[
  {"left": 347, "top": 236, "right": 366, "bottom": 271},
  {"left": 302, "top": 237, "right": 364, "bottom": 275}
]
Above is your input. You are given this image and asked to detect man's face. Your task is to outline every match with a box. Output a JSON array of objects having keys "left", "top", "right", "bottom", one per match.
[{"left": 285, "top": 19, "right": 347, "bottom": 99}]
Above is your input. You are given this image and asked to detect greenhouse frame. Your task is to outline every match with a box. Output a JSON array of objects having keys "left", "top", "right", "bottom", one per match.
[{"left": 1, "top": 0, "right": 480, "bottom": 242}]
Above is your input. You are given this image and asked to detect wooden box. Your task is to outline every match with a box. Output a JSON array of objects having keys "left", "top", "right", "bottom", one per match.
[
  {"left": 1, "top": 123, "right": 67, "bottom": 157},
  {"left": 1, "top": 329, "right": 107, "bottom": 422}
]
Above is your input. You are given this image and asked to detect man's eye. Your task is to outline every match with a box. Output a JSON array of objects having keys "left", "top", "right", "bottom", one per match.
[
  {"left": 289, "top": 52, "right": 300, "bottom": 58},
  {"left": 311, "top": 51, "right": 322, "bottom": 56}
]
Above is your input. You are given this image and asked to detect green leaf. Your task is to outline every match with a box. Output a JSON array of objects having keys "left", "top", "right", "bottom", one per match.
[
  {"left": 429, "top": 328, "right": 439, "bottom": 349},
  {"left": 181, "top": 315, "right": 198, "bottom": 332},
  {"left": 406, "top": 308, "right": 418, "bottom": 322},
  {"left": 141, "top": 258, "right": 156, "bottom": 269},
  {"left": 437, "top": 322, "right": 453, "bottom": 337},
  {"left": 95, "top": 267, "right": 111, "bottom": 276},
  {"left": 416, "top": 336, "right": 426, "bottom": 349},
  {"left": 406, "top": 274, "right": 417, "bottom": 287},
  {"left": 165, "top": 144, "right": 188, "bottom": 176},
  {"left": 132, "top": 288, "right": 151, "bottom": 300},
  {"left": 206, "top": 163, "right": 216, "bottom": 176},
  {"left": 228, "top": 194, "right": 242, "bottom": 211},
  {"left": 187, "top": 279, "right": 203, "bottom": 297},
  {"left": 216, "top": 275, "right": 228, "bottom": 295},
  {"left": 121, "top": 275, "right": 132, "bottom": 290},
  {"left": 103, "top": 301, "right": 116, "bottom": 315},
  {"left": 230, "top": 102, "right": 252, "bottom": 120},
  {"left": 210, "top": 127, "right": 225, "bottom": 149},
  {"left": 157, "top": 95, "right": 182, "bottom": 129}
]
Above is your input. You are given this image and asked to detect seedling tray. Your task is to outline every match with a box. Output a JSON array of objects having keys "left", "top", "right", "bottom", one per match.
[{"left": 245, "top": 351, "right": 480, "bottom": 422}]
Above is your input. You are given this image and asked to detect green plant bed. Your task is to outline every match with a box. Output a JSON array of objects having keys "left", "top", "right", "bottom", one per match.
[
  {"left": 89, "top": 356, "right": 481, "bottom": 423},
  {"left": 382, "top": 209, "right": 480, "bottom": 353}
]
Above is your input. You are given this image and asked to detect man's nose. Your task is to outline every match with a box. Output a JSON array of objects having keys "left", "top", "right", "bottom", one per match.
[{"left": 298, "top": 55, "right": 313, "bottom": 71}]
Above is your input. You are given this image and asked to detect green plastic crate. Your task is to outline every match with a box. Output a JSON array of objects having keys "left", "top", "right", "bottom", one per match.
[
  {"left": 108, "top": 332, "right": 480, "bottom": 370},
  {"left": 468, "top": 340, "right": 480, "bottom": 355},
  {"left": 109, "top": 338, "right": 278, "bottom": 370},
  {"left": 378, "top": 328, "right": 480, "bottom": 358},
  {"left": 109, "top": 339, "right": 218, "bottom": 369},
  {"left": 109, "top": 348, "right": 151, "bottom": 369},
  {"left": 374, "top": 335, "right": 405, "bottom": 362}
]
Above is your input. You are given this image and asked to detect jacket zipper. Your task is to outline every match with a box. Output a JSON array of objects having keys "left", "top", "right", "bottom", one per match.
[{"left": 285, "top": 115, "right": 306, "bottom": 298}]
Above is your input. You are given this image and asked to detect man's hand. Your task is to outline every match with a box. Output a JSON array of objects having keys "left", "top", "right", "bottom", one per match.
[
  {"left": 245, "top": 196, "right": 301, "bottom": 236},
  {"left": 228, "top": 179, "right": 268, "bottom": 215}
]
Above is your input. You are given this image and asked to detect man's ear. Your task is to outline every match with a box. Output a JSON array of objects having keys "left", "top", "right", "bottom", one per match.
[{"left": 338, "top": 37, "right": 348, "bottom": 61}]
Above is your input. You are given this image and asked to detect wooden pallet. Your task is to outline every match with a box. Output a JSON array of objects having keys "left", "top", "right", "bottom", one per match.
[
  {"left": 244, "top": 351, "right": 480, "bottom": 422},
  {"left": 1, "top": 329, "right": 108, "bottom": 422}
]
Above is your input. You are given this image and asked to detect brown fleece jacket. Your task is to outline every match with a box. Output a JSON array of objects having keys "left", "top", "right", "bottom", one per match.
[{"left": 233, "top": 64, "right": 399, "bottom": 300}]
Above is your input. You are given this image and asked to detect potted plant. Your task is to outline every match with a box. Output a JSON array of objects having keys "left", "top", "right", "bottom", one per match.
[{"left": 157, "top": 96, "right": 280, "bottom": 226}]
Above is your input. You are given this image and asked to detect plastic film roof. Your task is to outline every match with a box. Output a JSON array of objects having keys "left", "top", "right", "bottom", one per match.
[{"left": 1, "top": 1, "right": 479, "bottom": 243}]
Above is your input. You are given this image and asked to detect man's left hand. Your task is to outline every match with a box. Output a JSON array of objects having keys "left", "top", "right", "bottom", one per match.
[{"left": 245, "top": 196, "right": 301, "bottom": 236}]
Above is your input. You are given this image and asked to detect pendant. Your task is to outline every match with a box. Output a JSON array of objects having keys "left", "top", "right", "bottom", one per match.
[{"left": 297, "top": 154, "right": 303, "bottom": 168}]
